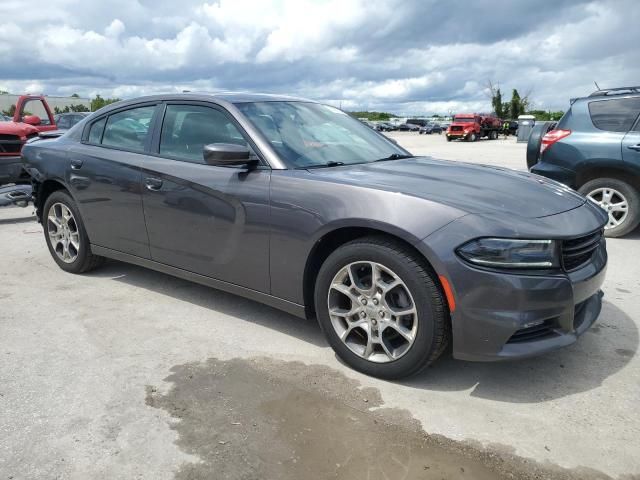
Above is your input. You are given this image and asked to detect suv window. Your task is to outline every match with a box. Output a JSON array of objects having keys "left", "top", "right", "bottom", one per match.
[
  {"left": 588, "top": 97, "right": 640, "bottom": 132},
  {"left": 159, "top": 104, "right": 248, "bottom": 163},
  {"left": 102, "top": 105, "right": 155, "bottom": 152}
]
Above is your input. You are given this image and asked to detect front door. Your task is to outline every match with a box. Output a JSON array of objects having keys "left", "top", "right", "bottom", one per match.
[{"left": 141, "top": 103, "right": 271, "bottom": 293}]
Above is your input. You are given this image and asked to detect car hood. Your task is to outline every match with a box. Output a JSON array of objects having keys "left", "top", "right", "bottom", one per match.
[
  {"left": 306, "top": 157, "right": 585, "bottom": 218},
  {"left": 0, "top": 121, "right": 38, "bottom": 137}
]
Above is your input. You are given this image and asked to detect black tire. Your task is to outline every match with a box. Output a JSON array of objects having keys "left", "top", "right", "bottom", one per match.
[
  {"left": 578, "top": 178, "right": 640, "bottom": 238},
  {"left": 42, "top": 190, "right": 105, "bottom": 273},
  {"left": 526, "top": 121, "right": 555, "bottom": 169},
  {"left": 446, "top": 136, "right": 452, "bottom": 142},
  {"left": 314, "top": 236, "right": 450, "bottom": 379},
  {"left": 489, "top": 130, "right": 498, "bottom": 140},
  {"left": 467, "top": 132, "right": 477, "bottom": 142}
]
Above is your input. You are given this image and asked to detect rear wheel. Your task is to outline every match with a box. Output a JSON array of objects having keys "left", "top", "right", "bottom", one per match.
[
  {"left": 579, "top": 178, "right": 640, "bottom": 237},
  {"left": 489, "top": 130, "right": 498, "bottom": 140},
  {"left": 43, "top": 190, "right": 105, "bottom": 273},
  {"left": 314, "top": 236, "right": 449, "bottom": 379}
]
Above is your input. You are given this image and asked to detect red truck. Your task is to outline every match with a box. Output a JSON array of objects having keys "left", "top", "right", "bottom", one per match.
[
  {"left": 446, "top": 113, "right": 502, "bottom": 142},
  {"left": 0, "top": 95, "right": 58, "bottom": 186}
]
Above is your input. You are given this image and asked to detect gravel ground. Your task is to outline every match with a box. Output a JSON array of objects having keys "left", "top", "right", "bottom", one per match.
[{"left": 1, "top": 134, "right": 639, "bottom": 479}]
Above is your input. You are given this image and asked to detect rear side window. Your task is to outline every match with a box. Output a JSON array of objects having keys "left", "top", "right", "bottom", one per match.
[
  {"left": 88, "top": 117, "right": 106, "bottom": 144},
  {"left": 102, "top": 105, "right": 155, "bottom": 152},
  {"left": 159, "top": 104, "right": 248, "bottom": 163},
  {"left": 588, "top": 97, "right": 640, "bottom": 132}
]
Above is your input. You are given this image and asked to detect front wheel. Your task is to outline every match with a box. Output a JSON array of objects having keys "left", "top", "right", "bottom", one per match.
[
  {"left": 314, "top": 237, "right": 449, "bottom": 379},
  {"left": 579, "top": 178, "right": 640, "bottom": 237},
  {"left": 43, "top": 190, "right": 105, "bottom": 273},
  {"left": 467, "top": 133, "right": 477, "bottom": 142}
]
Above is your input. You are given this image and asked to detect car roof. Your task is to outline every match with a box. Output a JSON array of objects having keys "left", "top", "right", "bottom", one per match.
[{"left": 90, "top": 92, "right": 318, "bottom": 117}]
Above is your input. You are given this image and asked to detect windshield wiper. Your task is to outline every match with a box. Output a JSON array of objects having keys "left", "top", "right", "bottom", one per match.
[
  {"left": 299, "top": 161, "right": 345, "bottom": 169},
  {"left": 374, "top": 153, "right": 414, "bottom": 162}
]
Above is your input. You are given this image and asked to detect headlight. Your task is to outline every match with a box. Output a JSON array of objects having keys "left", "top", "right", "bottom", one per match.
[{"left": 456, "top": 238, "right": 559, "bottom": 269}]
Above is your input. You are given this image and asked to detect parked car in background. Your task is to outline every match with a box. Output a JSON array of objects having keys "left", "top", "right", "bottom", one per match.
[
  {"left": 528, "top": 86, "right": 640, "bottom": 237},
  {"left": 398, "top": 123, "right": 420, "bottom": 132},
  {"left": 0, "top": 94, "right": 58, "bottom": 186},
  {"left": 419, "top": 124, "right": 443, "bottom": 135},
  {"left": 406, "top": 118, "right": 428, "bottom": 128},
  {"left": 446, "top": 114, "right": 502, "bottom": 142},
  {"left": 376, "top": 122, "right": 397, "bottom": 132},
  {"left": 54, "top": 112, "right": 91, "bottom": 130},
  {"left": 22, "top": 92, "right": 608, "bottom": 379},
  {"left": 0, "top": 114, "right": 12, "bottom": 122}
]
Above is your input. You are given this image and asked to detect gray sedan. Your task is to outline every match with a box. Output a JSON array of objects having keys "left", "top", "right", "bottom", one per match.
[{"left": 21, "top": 93, "right": 608, "bottom": 379}]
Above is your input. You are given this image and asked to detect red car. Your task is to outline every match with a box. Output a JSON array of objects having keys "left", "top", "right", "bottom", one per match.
[{"left": 0, "top": 95, "right": 58, "bottom": 186}]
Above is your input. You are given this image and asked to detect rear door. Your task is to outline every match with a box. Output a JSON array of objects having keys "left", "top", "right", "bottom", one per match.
[
  {"left": 621, "top": 97, "right": 640, "bottom": 169},
  {"left": 68, "top": 103, "right": 160, "bottom": 258},
  {"left": 140, "top": 102, "right": 271, "bottom": 292}
]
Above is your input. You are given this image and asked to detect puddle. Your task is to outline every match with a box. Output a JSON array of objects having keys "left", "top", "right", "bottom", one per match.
[{"left": 146, "top": 357, "right": 611, "bottom": 480}]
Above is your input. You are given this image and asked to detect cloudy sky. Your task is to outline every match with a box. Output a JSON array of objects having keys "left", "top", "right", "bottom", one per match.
[{"left": 1, "top": 0, "right": 638, "bottom": 115}]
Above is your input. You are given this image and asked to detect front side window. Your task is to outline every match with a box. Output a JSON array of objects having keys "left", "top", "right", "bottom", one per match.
[
  {"left": 588, "top": 97, "right": 640, "bottom": 132},
  {"left": 235, "top": 102, "right": 406, "bottom": 168},
  {"left": 159, "top": 104, "right": 248, "bottom": 163},
  {"left": 102, "top": 105, "right": 155, "bottom": 152},
  {"left": 88, "top": 117, "right": 106, "bottom": 144}
]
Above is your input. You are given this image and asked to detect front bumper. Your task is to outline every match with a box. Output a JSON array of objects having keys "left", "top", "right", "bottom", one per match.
[
  {"left": 450, "top": 252, "right": 606, "bottom": 362},
  {"left": 417, "top": 204, "right": 608, "bottom": 361}
]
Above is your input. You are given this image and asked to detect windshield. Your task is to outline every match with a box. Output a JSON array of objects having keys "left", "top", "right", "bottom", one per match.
[
  {"left": 453, "top": 117, "right": 476, "bottom": 123},
  {"left": 235, "top": 101, "right": 408, "bottom": 168}
]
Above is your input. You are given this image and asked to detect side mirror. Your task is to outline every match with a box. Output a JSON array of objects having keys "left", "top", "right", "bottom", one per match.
[
  {"left": 23, "top": 115, "right": 41, "bottom": 126},
  {"left": 203, "top": 143, "right": 252, "bottom": 167}
]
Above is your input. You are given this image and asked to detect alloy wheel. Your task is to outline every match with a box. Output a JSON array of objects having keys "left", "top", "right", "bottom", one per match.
[
  {"left": 327, "top": 261, "right": 418, "bottom": 363},
  {"left": 47, "top": 202, "right": 80, "bottom": 263},
  {"left": 586, "top": 187, "right": 629, "bottom": 230}
]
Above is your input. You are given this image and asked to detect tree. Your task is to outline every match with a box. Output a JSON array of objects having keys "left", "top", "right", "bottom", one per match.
[
  {"left": 71, "top": 93, "right": 80, "bottom": 98},
  {"left": 347, "top": 111, "right": 397, "bottom": 121},
  {"left": 91, "top": 94, "right": 121, "bottom": 112},
  {"left": 54, "top": 104, "right": 90, "bottom": 114},
  {"left": 510, "top": 89, "right": 523, "bottom": 118},
  {"left": 1, "top": 104, "right": 16, "bottom": 117}
]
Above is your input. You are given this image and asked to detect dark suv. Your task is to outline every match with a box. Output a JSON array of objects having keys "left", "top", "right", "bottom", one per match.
[{"left": 528, "top": 86, "right": 640, "bottom": 237}]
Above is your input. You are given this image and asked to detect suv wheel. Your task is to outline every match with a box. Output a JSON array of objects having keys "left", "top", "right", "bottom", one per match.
[
  {"left": 579, "top": 178, "right": 640, "bottom": 237},
  {"left": 314, "top": 236, "right": 449, "bottom": 379},
  {"left": 43, "top": 190, "right": 105, "bottom": 273}
]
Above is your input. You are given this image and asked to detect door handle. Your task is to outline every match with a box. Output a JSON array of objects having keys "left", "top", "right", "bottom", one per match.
[
  {"left": 145, "top": 177, "right": 163, "bottom": 191},
  {"left": 70, "top": 158, "right": 84, "bottom": 170},
  {"left": 627, "top": 144, "right": 640, "bottom": 152}
]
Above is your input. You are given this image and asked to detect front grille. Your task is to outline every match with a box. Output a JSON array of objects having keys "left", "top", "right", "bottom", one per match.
[
  {"left": 507, "top": 319, "right": 557, "bottom": 344},
  {"left": 0, "top": 134, "right": 20, "bottom": 141},
  {"left": 562, "top": 230, "right": 603, "bottom": 271},
  {"left": 0, "top": 133, "right": 23, "bottom": 154},
  {"left": 450, "top": 126, "right": 463, "bottom": 131}
]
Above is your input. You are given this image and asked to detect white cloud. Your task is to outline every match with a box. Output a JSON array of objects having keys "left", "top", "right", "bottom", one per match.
[{"left": 1, "top": 0, "right": 638, "bottom": 114}]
